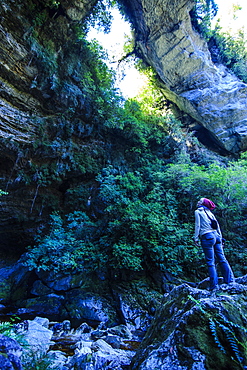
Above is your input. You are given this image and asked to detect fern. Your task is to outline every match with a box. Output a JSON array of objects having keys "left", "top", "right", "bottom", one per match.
[
  {"left": 0, "top": 322, "right": 13, "bottom": 336},
  {"left": 218, "top": 323, "right": 243, "bottom": 364},
  {"left": 189, "top": 295, "right": 243, "bottom": 362},
  {"left": 208, "top": 316, "right": 245, "bottom": 365},
  {"left": 218, "top": 314, "right": 247, "bottom": 334},
  {"left": 209, "top": 319, "right": 226, "bottom": 354}
]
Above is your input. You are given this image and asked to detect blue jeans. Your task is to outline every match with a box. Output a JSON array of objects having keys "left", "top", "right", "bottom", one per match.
[{"left": 201, "top": 232, "right": 234, "bottom": 290}]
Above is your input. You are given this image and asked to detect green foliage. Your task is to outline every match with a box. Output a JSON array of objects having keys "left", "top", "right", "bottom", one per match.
[
  {"left": 163, "top": 161, "right": 247, "bottom": 228},
  {"left": 209, "top": 318, "right": 226, "bottom": 354},
  {"left": 14, "top": 1, "right": 247, "bottom": 285},
  {"left": 23, "top": 212, "right": 104, "bottom": 273},
  {"left": 112, "top": 242, "right": 143, "bottom": 271},
  {"left": 23, "top": 157, "right": 201, "bottom": 277},
  {"left": 0, "top": 321, "right": 14, "bottom": 337},
  {"left": 0, "top": 317, "right": 24, "bottom": 342},
  {"left": 86, "top": 0, "right": 116, "bottom": 34},
  {"left": 11, "top": 36, "right": 123, "bottom": 192},
  {"left": 22, "top": 350, "right": 61, "bottom": 370},
  {"left": 218, "top": 323, "right": 243, "bottom": 364},
  {"left": 208, "top": 318, "right": 245, "bottom": 366},
  {"left": 134, "top": 68, "right": 168, "bottom": 116},
  {"left": 190, "top": 0, "right": 218, "bottom": 40},
  {"left": 28, "top": 37, "right": 58, "bottom": 87},
  {"left": 82, "top": 38, "right": 122, "bottom": 123},
  {"left": 22, "top": 84, "right": 247, "bottom": 279},
  {"left": 94, "top": 166, "right": 199, "bottom": 275},
  {"left": 0, "top": 189, "right": 8, "bottom": 196},
  {"left": 162, "top": 159, "right": 247, "bottom": 276},
  {"left": 210, "top": 26, "right": 247, "bottom": 82}
]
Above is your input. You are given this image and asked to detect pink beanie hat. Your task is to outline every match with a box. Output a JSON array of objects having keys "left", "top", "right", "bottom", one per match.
[{"left": 202, "top": 198, "right": 216, "bottom": 210}]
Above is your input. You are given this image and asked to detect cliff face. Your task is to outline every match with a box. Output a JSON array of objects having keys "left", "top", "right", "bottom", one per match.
[
  {"left": 120, "top": 0, "right": 247, "bottom": 153},
  {"left": 0, "top": 0, "right": 102, "bottom": 251},
  {"left": 0, "top": 0, "right": 97, "bottom": 143}
]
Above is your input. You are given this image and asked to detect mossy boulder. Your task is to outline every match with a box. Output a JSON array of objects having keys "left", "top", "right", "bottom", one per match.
[
  {"left": 0, "top": 259, "right": 33, "bottom": 303},
  {"left": 131, "top": 282, "right": 247, "bottom": 370},
  {"left": 64, "top": 290, "right": 119, "bottom": 328}
]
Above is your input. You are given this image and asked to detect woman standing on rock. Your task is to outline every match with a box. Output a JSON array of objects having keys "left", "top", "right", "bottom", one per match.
[{"left": 194, "top": 197, "right": 235, "bottom": 291}]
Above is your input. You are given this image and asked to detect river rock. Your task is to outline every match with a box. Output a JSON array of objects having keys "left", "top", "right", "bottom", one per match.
[
  {"left": 68, "top": 338, "right": 135, "bottom": 370},
  {"left": 0, "top": 258, "right": 32, "bottom": 303},
  {"left": 23, "top": 319, "right": 53, "bottom": 354},
  {"left": 64, "top": 290, "right": 118, "bottom": 328},
  {"left": 17, "top": 294, "right": 67, "bottom": 321},
  {"left": 46, "top": 350, "right": 67, "bottom": 370},
  {"left": 0, "top": 334, "right": 23, "bottom": 370}
]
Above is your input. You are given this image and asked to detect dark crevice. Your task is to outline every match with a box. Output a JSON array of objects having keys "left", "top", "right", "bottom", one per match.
[{"left": 194, "top": 126, "right": 231, "bottom": 156}]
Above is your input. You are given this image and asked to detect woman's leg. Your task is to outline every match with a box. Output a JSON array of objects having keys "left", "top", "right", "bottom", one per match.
[
  {"left": 214, "top": 236, "right": 235, "bottom": 284},
  {"left": 201, "top": 233, "right": 218, "bottom": 290}
]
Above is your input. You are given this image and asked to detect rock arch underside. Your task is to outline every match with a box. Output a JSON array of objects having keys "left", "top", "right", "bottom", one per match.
[{"left": 120, "top": 0, "right": 247, "bottom": 154}]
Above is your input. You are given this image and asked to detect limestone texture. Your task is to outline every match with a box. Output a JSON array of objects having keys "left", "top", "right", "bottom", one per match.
[
  {"left": 0, "top": 0, "right": 101, "bottom": 250},
  {"left": 120, "top": 0, "right": 247, "bottom": 153}
]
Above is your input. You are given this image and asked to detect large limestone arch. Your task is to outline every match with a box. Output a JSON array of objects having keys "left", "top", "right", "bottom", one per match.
[{"left": 119, "top": 0, "right": 247, "bottom": 153}]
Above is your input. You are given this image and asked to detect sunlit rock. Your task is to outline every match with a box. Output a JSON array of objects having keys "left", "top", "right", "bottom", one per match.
[{"left": 121, "top": 0, "right": 247, "bottom": 153}]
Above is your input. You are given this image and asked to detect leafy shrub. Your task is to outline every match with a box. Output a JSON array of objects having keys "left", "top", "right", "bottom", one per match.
[
  {"left": 23, "top": 212, "right": 105, "bottom": 273},
  {"left": 209, "top": 26, "right": 247, "bottom": 82},
  {"left": 86, "top": 0, "right": 116, "bottom": 34},
  {"left": 23, "top": 145, "right": 247, "bottom": 279},
  {"left": 161, "top": 158, "right": 247, "bottom": 275},
  {"left": 190, "top": 0, "right": 218, "bottom": 39}
]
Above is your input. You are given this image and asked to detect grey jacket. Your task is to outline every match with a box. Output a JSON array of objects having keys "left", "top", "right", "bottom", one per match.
[{"left": 194, "top": 206, "right": 222, "bottom": 242}]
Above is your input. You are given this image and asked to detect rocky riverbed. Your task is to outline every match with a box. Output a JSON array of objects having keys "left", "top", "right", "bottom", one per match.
[
  {"left": 1, "top": 277, "right": 247, "bottom": 370},
  {"left": 0, "top": 316, "right": 138, "bottom": 369}
]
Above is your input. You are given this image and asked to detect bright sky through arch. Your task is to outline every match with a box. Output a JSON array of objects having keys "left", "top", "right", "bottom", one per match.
[
  {"left": 87, "top": 7, "right": 147, "bottom": 99},
  {"left": 87, "top": 1, "right": 246, "bottom": 99},
  {"left": 212, "top": 0, "right": 247, "bottom": 36}
]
